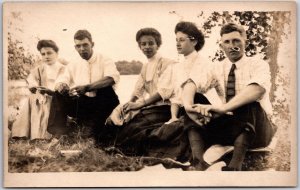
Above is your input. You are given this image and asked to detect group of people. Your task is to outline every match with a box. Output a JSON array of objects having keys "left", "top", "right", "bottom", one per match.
[{"left": 11, "top": 21, "right": 276, "bottom": 171}]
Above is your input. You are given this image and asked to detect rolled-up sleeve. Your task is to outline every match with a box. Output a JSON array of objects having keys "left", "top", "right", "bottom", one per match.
[
  {"left": 247, "top": 60, "right": 271, "bottom": 91},
  {"left": 103, "top": 57, "right": 120, "bottom": 85}
]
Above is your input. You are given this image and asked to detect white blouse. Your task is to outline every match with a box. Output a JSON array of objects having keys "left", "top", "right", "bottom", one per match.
[
  {"left": 162, "top": 51, "right": 211, "bottom": 106},
  {"left": 132, "top": 53, "right": 175, "bottom": 103}
]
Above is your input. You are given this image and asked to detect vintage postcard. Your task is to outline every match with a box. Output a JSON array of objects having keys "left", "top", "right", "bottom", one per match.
[{"left": 3, "top": 1, "right": 297, "bottom": 187}]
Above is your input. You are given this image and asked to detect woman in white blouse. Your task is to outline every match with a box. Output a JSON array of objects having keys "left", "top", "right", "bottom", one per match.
[
  {"left": 11, "top": 40, "right": 65, "bottom": 140},
  {"left": 123, "top": 28, "right": 175, "bottom": 113},
  {"left": 114, "top": 28, "right": 176, "bottom": 155}
]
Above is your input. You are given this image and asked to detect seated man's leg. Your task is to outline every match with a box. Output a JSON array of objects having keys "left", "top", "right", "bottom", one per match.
[
  {"left": 185, "top": 116, "right": 210, "bottom": 170},
  {"left": 47, "top": 92, "right": 74, "bottom": 135},
  {"left": 74, "top": 87, "right": 120, "bottom": 141},
  {"left": 233, "top": 102, "right": 276, "bottom": 149},
  {"left": 213, "top": 102, "right": 275, "bottom": 171},
  {"left": 200, "top": 114, "right": 254, "bottom": 171},
  {"left": 224, "top": 130, "right": 253, "bottom": 171}
]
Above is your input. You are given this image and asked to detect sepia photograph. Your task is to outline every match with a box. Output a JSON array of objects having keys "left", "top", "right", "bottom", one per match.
[{"left": 3, "top": 1, "right": 297, "bottom": 187}]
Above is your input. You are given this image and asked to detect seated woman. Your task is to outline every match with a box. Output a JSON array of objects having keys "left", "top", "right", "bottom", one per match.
[
  {"left": 11, "top": 40, "right": 65, "bottom": 140},
  {"left": 111, "top": 28, "right": 176, "bottom": 153},
  {"left": 142, "top": 21, "right": 211, "bottom": 162}
]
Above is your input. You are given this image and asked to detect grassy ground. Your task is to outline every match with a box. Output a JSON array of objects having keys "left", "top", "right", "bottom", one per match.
[{"left": 7, "top": 84, "right": 291, "bottom": 172}]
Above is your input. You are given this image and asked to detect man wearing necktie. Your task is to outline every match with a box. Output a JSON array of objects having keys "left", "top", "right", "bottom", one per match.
[{"left": 182, "top": 23, "right": 276, "bottom": 171}]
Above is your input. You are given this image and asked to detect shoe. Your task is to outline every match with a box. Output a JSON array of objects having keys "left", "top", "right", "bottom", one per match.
[{"left": 183, "top": 161, "right": 210, "bottom": 171}]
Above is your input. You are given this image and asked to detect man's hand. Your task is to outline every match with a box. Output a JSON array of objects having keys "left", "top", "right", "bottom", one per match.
[
  {"left": 123, "top": 102, "right": 143, "bottom": 113},
  {"left": 192, "top": 104, "right": 228, "bottom": 115},
  {"left": 56, "top": 83, "right": 70, "bottom": 95},
  {"left": 70, "top": 85, "right": 88, "bottom": 97},
  {"left": 185, "top": 104, "right": 226, "bottom": 127}
]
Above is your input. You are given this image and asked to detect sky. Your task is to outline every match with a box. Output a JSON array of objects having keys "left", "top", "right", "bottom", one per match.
[{"left": 4, "top": 2, "right": 221, "bottom": 63}]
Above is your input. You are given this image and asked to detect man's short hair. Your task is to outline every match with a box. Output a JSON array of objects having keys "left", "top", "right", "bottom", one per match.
[
  {"left": 37, "top": 40, "right": 59, "bottom": 52},
  {"left": 220, "top": 23, "right": 246, "bottom": 39},
  {"left": 175, "top": 21, "right": 205, "bottom": 51},
  {"left": 136, "top": 28, "right": 162, "bottom": 47},
  {"left": 74, "top": 29, "right": 93, "bottom": 42}
]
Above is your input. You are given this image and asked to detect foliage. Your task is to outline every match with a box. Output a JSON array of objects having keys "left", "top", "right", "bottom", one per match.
[
  {"left": 115, "top": 60, "right": 143, "bottom": 75},
  {"left": 198, "top": 11, "right": 291, "bottom": 61},
  {"left": 8, "top": 32, "right": 39, "bottom": 80},
  {"left": 7, "top": 11, "right": 39, "bottom": 80}
]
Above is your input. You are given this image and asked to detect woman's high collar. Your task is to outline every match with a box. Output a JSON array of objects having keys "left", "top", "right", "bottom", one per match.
[
  {"left": 184, "top": 50, "right": 198, "bottom": 61},
  {"left": 148, "top": 53, "right": 161, "bottom": 63}
]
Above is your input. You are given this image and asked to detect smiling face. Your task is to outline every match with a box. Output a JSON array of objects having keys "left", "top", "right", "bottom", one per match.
[
  {"left": 74, "top": 38, "right": 94, "bottom": 60},
  {"left": 138, "top": 35, "right": 159, "bottom": 59},
  {"left": 220, "top": 31, "right": 246, "bottom": 63},
  {"left": 40, "top": 47, "right": 58, "bottom": 65},
  {"left": 176, "top": 31, "right": 196, "bottom": 56}
]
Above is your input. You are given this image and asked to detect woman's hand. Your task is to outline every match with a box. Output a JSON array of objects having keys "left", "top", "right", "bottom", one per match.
[
  {"left": 184, "top": 104, "right": 213, "bottom": 127},
  {"left": 123, "top": 102, "right": 143, "bottom": 113},
  {"left": 36, "top": 87, "right": 55, "bottom": 96},
  {"left": 29, "top": 87, "right": 37, "bottom": 94},
  {"left": 185, "top": 111, "right": 210, "bottom": 127}
]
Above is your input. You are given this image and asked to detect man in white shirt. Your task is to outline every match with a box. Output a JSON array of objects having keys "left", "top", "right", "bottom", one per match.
[
  {"left": 47, "top": 30, "right": 120, "bottom": 142},
  {"left": 182, "top": 23, "right": 276, "bottom": 171}
]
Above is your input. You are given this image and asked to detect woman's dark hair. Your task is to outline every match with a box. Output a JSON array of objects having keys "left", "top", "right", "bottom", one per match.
[
  {"left": 37, "top": 40, "right": 59, "bottom": 52},
  {"left": 74, "top": 29, "right": 93, "bottom": 42},
  {"left": 175, "top": 21, "right": 205, "bottom": 51},
  {"left": 136, "top": 28, "right": 162, "bottom": 47}
]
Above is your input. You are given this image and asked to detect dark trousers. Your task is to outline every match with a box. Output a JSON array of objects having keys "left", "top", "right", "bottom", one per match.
[
  {"left": 186, "top": 93, "right": 276, "bottom": 149},
  {"left": 47, "top": 86, "right": 119, "bottom": 137}
]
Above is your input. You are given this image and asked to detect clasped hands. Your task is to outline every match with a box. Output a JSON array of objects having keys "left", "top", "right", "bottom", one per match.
[
  {"left": 123, "top": 101, "right": 143, "bottom": 113},
  {"left": 56, "top": 83, "right": 89, "bottom": 97},
  {"left": 185, "top": 104, "right": 227, "bottom": 127}
]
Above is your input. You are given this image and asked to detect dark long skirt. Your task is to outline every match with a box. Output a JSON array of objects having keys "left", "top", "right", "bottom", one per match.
[{"left": 114, "top": 93, "right": 210, "bottom": 162}]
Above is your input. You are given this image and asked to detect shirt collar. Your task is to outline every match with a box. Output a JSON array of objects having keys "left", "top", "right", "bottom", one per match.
[
  {"left": 87, "top": 52, "right": 97, "bottom": 63},
  {"left": 233, "top": 55, "right": 247, "bottom": 69},
  {"left": 225, "top": 55, "right": 246, "bottom": 69}
]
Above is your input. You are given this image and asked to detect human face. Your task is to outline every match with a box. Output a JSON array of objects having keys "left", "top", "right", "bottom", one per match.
[
  {"left": 220, "top": 31, "right": 246, "bottom": 63},
  {"left": 40, "top": 47, "right": 58, "bottom": 65},
  {"left": 176, "top": 31, "right": 196, "bottom": 56},
  {"left": 74, "top": 38, "right": 94, "bottom": 60},
  {"left": 139, "top": 35, "right": 159, "bottom": 59}
]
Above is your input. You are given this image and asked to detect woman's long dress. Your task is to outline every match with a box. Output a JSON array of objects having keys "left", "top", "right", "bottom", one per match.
[{"left": 11, "top": 62, "right": 65, "bottom": 140}]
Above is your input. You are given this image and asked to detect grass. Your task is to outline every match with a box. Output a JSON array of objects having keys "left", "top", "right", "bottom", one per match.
[{"left": 7, "top": 84, "right": 291, "bottom": 172}]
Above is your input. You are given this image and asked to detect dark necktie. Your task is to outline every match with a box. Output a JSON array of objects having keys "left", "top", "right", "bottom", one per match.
[{"left": 226, "top": 64, "right": 236, "bottom": 102}]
